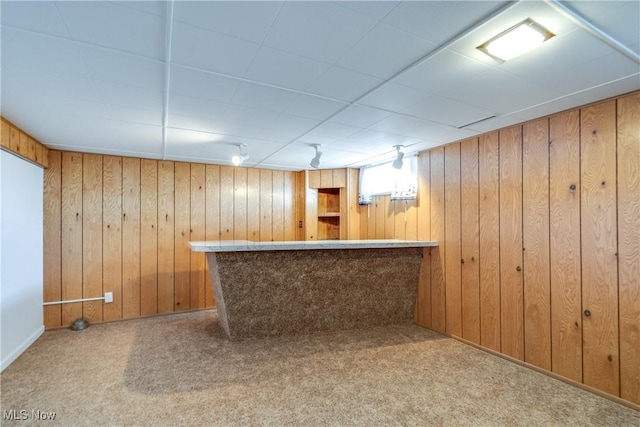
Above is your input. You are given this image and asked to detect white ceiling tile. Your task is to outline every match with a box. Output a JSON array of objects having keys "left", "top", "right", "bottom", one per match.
[
  {"left": 465, "top": 114, "right": 525, "bottom": 133},
  {"left": 230, "top": 82, "right": 298, "bottom": 112},
  {"left": 370, "top": 114, "right": 454, "bottom": 139},
  {"left": 401, "top": 94, "right": 496, "bottom": 128},
  {"left": 1, "top": 27, "right": 88, "bottom": 76},
  {"left": 168, "top": 94, "right": 229, "bottom": 122},
  {"left": 244, "top": 46, "right": 331, "bottom": 92},
  {"left": 55, "top": 1, "right": 165, "bottom": 59},
  {"left": 173, "top": 1, "right": 282, "bottom": 44},
  {"left": 584, "top": 1, "right": 640, "bottom": 53},
  {"left": 268, "top": 113, "right": 321, "bottom": 135},
  {"left": 170, "top": 66, "right": 238, "bottom": 103},
  {"left": 3, "top": 64, "right": 100, "bottom": 102},
  {"left": 510, "top": 96, "right": 585, "bottom": 122},
  {"left": 168, "top": 116, "right": 219, "bottom": 134},
  {"left": 443, "top": 68, "right": 560, "bottom": 114},
  {"left": 334, "top": 1, "right": 400, "bottom": 20},
  {"left": 221, "top": 105, "right": 279, "bottom": 127},
  {"left": 359, "top": 83, "right": 431, "bottom": 111},
  {"left": 383, "top": 1, "right": 509, "bottom": 45},
  {"left": 302, "top": 122, "right": 363, "bottom": 143},
  {"left": 306, "top": 65, "right": 384, "bottom": 102},
  {"left": 94, "top": 80, "right": 163, "bottom": 112},
  {"left": 564, "top": 1, "right": 629, "bottom": 21},
  {"left": 1, "top": 1, "right": 70, "bottom": 38},
  {"left": 572, "top": 73, "right": 640, "bottom": 104},
  {"left": 171, "top": 22, "right": 260, "bottom": 76},
  {"left": 112, "top": 121, "right": 163, "bottom": 152},
  {"left": 395, "top": 49, "right": 492, "bottom": 94},
  {"left": 212, "top": 122, "right": 268, "bottom": 141},
  {"left": 113, "top": 1, "right": 167, "bottom": 18},
  {"left": 330, "top": 105, "right": 391, "bottom": 128},
  {"left": 263, "top": 2, "right": 376, "bottom": 63},
  {"left": 260, "top": 144, "right": 368, "bottom": 170},
  {"left": 543, "top": 52, "right": 640, "bottom": 96},
  {"left": 338, "top": 22, "right": 437, "bottom": 79},
  {"left": 105, "top": 104, "right": 162, "bottom": 127},
  {"left": 283, "top": 95, "right": 347, "bottom": 120},
  {"left": 79, "top": 45, "right": 164, "bottom": 90}
]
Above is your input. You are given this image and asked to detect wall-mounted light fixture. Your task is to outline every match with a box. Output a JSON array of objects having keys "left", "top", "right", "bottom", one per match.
[
  {"left": 392, "top": 145, "right": 404, "bottom": 169},
  {"left": 310, "top": 144, "right": 322, "bottom": 169},
  {"left": 477, "top": 18, "right": 554, "bottom": 62},
  {"left": 231, "top": 143, "right": 249, "bottom": 166}
]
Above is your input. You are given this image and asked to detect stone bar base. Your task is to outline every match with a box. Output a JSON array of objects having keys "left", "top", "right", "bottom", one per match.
[{"left": 206, "top": 247, "right": 424, "bottom": 340}]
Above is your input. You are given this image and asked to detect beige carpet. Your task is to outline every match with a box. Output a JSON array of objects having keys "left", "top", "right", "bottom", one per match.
[{"left": 1, "top": 310, "right": 638, "bottom": 426}]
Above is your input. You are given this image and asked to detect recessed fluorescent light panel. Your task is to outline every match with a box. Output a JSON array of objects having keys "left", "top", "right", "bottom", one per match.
[{"left": 477, "top": 18, "right": 554, "bottom": 62}]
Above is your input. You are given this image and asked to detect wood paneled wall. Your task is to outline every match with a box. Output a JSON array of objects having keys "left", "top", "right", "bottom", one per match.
[
  {"left": 1, "top": 117, "right": 49, "bottom": 168},
  {"left": 360, "top": 92, "right": 639, "bottom": 406},
  {"left": 44, "top": 152, "right": 297, "bottom": 328}
]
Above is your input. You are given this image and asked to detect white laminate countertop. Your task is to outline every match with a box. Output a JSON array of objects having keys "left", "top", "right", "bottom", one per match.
[{"left": 188, "top": 239, "right": 438, "bottom": 252}]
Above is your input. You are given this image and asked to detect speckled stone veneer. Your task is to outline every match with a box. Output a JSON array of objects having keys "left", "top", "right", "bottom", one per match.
[{"left": 206, "top": 247, "right": 424, "bottom": 340}]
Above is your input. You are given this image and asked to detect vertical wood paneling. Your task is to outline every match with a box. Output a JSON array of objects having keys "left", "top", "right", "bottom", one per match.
[
  {"left": 122, "top": 158, "right": 141, "bottom": 319},
  {"left": 295, "top": 171, "right": 306, "bottom": 241},
  {"left": 581, "top": 100, "right": 619, "bottom": 396},
  {"left": 260, "top": 169, "right": 273, "bottom": 241},
  {"left": 174, "top": 162, "right": 191, "bottom": 311},
  {"left": 219, "top": 166, "right": 234, "bottom": 240},
  {"left": 284, "top": 172, "right": 296, "bottom": 241},
  {"left": 430, "top": 147, "right": 446, "bottom": 332},
  {"left": 1, "top": 120, "right": 10, "bottom": 150},
  {"left": 205, "top": 165, "right": 220, "bottom": 306},
  {"left": 416, "top": 151, "right": 431, "bottom": 328},
  {"left": 272, "top": 170, "right": 285, "bottom": 241},
  {"left": 308, "top": 169, "right": 321, "bottom": 189},
  {"left": 617, "top": 92, "right": 640, "bottom": 405},
  {"left": 499, "top": 126, "right": 524, "bottom": 360},
  {"left": 9, "top": 125, "right": 19, "bottom": 153},
  {"left": 247, "top": 168, "right": 261, "bottom": 241},
  {"left": 157, "top": 161, "right": 175, "bottom": 313},
  {"left": 190, "top": 164, "right": 206, "bottom": 309},
  {"left": 549, "top": 110, "right": 582, "bottom": 382},
  {"left": 102, "top": 156, "right": 122, "bottom": 321},
  {"left": 333, "top": 169, "right": 346, "bottom": 188},
  {"left": 461, "top": 138, "right": 480, "bottom": 344},
  {"left": 479, "top": 133, "right": 501, "bottom": 352},
  {"left": 320, "top": 169, "right": 333, "bottom": 188},
  {"left": 445, "top": 143, "right": 462, "bottom": 337},
  {"left": 61, "top": 152, "right": 83, "bottom": 325},
  {"left": 405, "top": 199, "right": 418, "bottom": 240},
  {"left": 374, "top": 197, "right": 384, "bottom": 239},
  {"left": 394, "top": 200, "right": 406, "bottom": 240},
  {"left": 383, "top": 196, "right": 394, "bottom": 239},
  {"left": 82, "top": 154, "right": 103, "bottom": 323},
  {"left": 140, "top": 159, "right": 158, "bottom": 316},
  {"left": 523, "top": 119, "right": 551, "bottom": 370},
  {"left": 43, "top": 151, "right": 62, "bottom": 327},
  {"left": 233, "top": 168, "right": 248, "bottom": 240}
]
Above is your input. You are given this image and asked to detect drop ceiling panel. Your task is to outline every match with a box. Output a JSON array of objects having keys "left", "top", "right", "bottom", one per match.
[
  {"left": 359, "top": 82, "right": 431, "bottom": 111},
  {"left": 401, "top": 94, "right": 496, "bottom": 128},
  {"left": 571, "top": 74, "right": 640, "bottom": 104},
  {"left": 306, "top": 66, "right": 384, "bottom": 102},
  {"left": 370, "top": 114, "right": 454, "bottom": 139},
  {"left": 337, "top": 22, "right": 437, "bottom": 79},
  {"left": 382, "top": 1, "right": 509, "bottom": 45},
  {"left": 230, "top": 82, "right": 298, "bottom": 112},
  {"left": 170, "top": 66, "right": 239, "bottom": 103},
  {"left": 244, "top": 46, "right": 331, "bottom": 91},
  {"left": 0, "top": 1, "right": 70, "bottom": 38},
  {"left": 110, "top": 121, "right": 164, "bottom": 153},
  {"left": 78, "top": 45, "right": 165, "bottom": 90},
  {"left": 263, "top": 1, "right": 377, "bottom": 64},
  {"left": 282, "top": 95, "right": 347, "bottom": 120},
  {"left": 221, "top": 105, "right": 279, "bottom": 128},
  {"left": 267, "top": 113, "right": 321, "bottom": 135},
  {"left": 105, "top": 104, "right": 162, "bottom": 127},
  {"left": 171, "top": 21, "right": 260, "bottom": 75},
  {"left": 1, "top": 27, "right": 89, "bottom": 76},
  {"left": 329, "top": 104, "right": 391, "bottom": 128},
  {"left": 113, "top": 1, "right": 167, "bottom": 18},
  {"left": 168, "top": 94, "right": 229, "bottom": 123},
  {"left": 583, "top": 1, "right": 640, "bottom": 54},
  {"left": 55, "top": 1, "right": 166, "bottom": 59},
  {"left": 300, "top": 122, "right": 363, "bottom": 143},
  {"left": 94, "top": 80, "right": 163, "bottom": 112},
  {"left": 168, "top": 115, "right": 218, "bottom": 135},
  {"left": 173, "top": 1, "right": 282, "bottom": 44},
  {"left": 335, "top": 1, "right": 400, "bottom": 20}
]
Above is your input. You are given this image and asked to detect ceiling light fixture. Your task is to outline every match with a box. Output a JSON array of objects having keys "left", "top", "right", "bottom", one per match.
[
  {"left": 310, "top": 144, "right": 322, "bottom": 169},
  {"left": 231, "top": 143, "right": 249, "bottom": 166},
  {"left": 477, "top": 18, "right": 554, "bottom": 62},
  {"left": 392, "top": 145, "right": 404, "bottom": 170}
]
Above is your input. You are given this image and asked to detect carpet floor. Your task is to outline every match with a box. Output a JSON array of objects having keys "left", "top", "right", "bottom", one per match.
[{"left": 1, "top": 310, "right": 638, "bottom": 426}]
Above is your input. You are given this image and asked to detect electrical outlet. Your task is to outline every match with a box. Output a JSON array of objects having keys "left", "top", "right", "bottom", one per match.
[{"left": 104, "top": 292, "right": 113, "bottom": 303}]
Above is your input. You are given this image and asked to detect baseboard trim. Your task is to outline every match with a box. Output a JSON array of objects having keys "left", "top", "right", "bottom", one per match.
[{"left": 1, "top": 325, "right": 45, "bottom": 372}]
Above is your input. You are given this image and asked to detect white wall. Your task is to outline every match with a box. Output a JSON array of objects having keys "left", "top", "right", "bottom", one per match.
[{"left": 1, "top": 150, "right": 44, "bottom": 372}]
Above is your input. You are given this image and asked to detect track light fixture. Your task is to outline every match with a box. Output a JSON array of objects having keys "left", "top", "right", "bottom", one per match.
[
  {"left": 392, "top": 145, "right": 404, "bottom": 169},
  {"left": 231, "top": 143, "right": 249, "bottom": 166},
  {"left": 310, "top": 144, "right": 322, "bottom": 169}
]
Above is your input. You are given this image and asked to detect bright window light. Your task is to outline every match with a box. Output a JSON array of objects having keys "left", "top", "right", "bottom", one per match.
[{"left": 477, "top": 18, "right": 554, "bottom": 62}]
